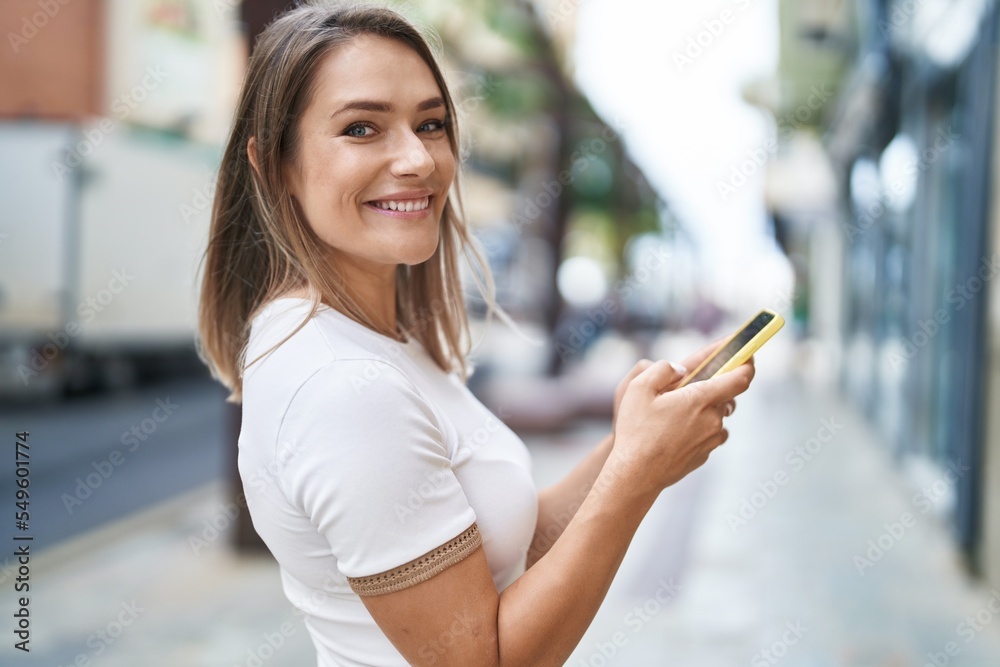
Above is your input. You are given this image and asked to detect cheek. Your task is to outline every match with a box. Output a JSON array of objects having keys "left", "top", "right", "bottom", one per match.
[
  {"left": 300, "top": 149, "right": 369, "bottom": 207},
  {"left": 434, "top": 147, "right": 456, "bottom": 185}
]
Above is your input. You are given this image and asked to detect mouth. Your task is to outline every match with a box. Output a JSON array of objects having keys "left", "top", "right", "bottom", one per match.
[{"left": 364, "top": 192, "right": 435, "bottom": 218}]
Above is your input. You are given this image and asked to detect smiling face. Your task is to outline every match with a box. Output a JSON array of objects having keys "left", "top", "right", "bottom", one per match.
[{"left": 284, "top": 34, "right": 456, "bottom": 288}]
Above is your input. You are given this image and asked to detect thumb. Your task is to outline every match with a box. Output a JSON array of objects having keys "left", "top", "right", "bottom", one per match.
[{"left": 700, "top": 362, "right": 754, "bottom": 402}]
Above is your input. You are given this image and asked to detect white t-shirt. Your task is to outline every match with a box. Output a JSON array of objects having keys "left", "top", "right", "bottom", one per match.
[{"left": 238, "top": 297, "right": 538, "bottom": 667}]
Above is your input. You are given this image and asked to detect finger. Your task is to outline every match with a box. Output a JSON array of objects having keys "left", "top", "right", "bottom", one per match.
[
  {"left": 624, "top": 359, "right": 655, "bottom": 385},
  {"left": 633, "top": 359, "right": 689, "bottom": 396},
  {"left": 679, "top": 335, "right": 729, "bottom": 372},
  {"left": 618, "top": 359, "right": 655, "bottom": 406},
  {"left": 618, "top": 359, "right": 652, "bottom": 397},
  {"left": 700, "top": 363, "right": 755, "bottom": 403},
  {"left": 696, "top": 429, "right": 730, "bottom": 466}
]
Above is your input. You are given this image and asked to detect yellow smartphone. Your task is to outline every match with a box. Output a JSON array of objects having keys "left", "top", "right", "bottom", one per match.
[{"left": 676, "top": 309, "right": 784, "bottom": 388}]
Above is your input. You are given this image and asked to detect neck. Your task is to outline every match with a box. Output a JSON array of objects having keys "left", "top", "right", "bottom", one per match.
[{"left": 335, "top": 257, "right": 400, "bottom": 336}]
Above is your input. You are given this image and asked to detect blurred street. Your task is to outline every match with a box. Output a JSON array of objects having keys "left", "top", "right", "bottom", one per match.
[
  {"left": 0, "top": 377, "right": 228, "bottom": 552},
  {"left": 5, "top": 332, "right": 1000, "bottom": 666}
]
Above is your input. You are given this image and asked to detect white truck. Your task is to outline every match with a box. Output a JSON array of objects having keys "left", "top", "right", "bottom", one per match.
[{"left": 0, "top": 120, "right": 218, "bottom": 399}]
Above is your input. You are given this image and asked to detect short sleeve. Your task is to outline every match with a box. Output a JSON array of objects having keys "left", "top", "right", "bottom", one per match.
[{"left": 275, "top": 359, "right": 480, "bottom": 596}]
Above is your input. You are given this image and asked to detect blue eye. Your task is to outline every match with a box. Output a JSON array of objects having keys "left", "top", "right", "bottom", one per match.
[
  {"left": 419, "top": 119, "right": 447, "bottom": 133},
  {"left": 344, "top": 122, "right": 375, "bottom": 137}
]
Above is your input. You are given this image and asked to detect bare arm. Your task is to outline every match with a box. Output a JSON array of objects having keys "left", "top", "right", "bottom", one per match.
[
  {"left": 527, "top": 337, "right": 736, "bottom": 569},
  {"left": 496, "top": 451, "right": 658, "bottom": 665},
  {"left": 527, "top": 431, "right": 614, "bottom": 569},
  {"left": 360, "top": 445, "right": 657, "bottom": 667},
  {"left": 358, "top": 360, "right": 754, "bottom": 666}
]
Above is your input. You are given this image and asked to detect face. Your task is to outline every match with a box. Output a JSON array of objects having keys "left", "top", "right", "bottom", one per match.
[{"left": 284, "top": 34, "right": 456, "bottom": 284}]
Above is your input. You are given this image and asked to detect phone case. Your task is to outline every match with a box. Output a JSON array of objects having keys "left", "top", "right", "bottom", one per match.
[{"left": 676, "top": 309, "right": 785, "bottom": 387}]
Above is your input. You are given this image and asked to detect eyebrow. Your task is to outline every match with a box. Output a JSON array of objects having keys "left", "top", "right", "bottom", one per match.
[{"left": 330, "top": 96, "right": 445, "bottom": 118}]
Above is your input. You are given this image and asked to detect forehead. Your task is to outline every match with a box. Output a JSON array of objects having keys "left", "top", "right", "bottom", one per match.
[{"left": 308, "top": 34, "right": 443, "bottom": 107}]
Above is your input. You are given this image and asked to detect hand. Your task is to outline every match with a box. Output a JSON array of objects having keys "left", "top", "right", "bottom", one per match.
[
  {"left": 611, "top": 336, "right": 754, "bottom": 430},
  {"left": 610, "top": 358, "right": 756, "bottom": 496},
  {"left": 612, "top": 359, "right": 656, "bottom": 433},
  {"left": 676, "top": 336, "right": 756, "bottom": 417}
]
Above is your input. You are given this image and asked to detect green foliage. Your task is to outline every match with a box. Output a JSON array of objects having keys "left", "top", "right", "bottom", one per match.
[
  {"left": 482, "top": 0, "right": 543, "bottom": 57},
  {"left": 483, "top": 71, "right": 554, "bottom": 117}
]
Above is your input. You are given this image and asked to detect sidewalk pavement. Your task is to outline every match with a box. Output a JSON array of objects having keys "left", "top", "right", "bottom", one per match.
[
  {"left": 558, "top": 354, "right": 1000, "bottom": 666},
  {"left": 5, "top": 336, "right": 1000, "bottom": 666}
]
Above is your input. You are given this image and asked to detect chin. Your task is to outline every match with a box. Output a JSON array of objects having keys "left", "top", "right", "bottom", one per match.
[
  {"left": 399, "top": 241, "right": 440, "bottom": 266},
  {"left": 405, "top": 223, "right": 442, "bottom": 263}
]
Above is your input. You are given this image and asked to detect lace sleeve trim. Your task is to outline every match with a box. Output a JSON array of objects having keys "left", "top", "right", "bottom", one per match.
[{"left": 346, "top": 522, "right": 482, "bottom": 597}]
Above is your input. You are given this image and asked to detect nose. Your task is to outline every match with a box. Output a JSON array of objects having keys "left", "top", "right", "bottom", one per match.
[{"left": 390, "top": 128, "right": 435, "bottom": 179}]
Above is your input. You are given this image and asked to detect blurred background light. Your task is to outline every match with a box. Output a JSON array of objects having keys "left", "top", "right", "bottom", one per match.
[{"left": 556, "top": 254, "right": 608, "bottom": 308}]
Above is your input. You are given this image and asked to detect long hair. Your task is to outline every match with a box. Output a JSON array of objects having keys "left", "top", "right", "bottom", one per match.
[{"left": 196, "top": 1, "right": 509, "bottom": 404}]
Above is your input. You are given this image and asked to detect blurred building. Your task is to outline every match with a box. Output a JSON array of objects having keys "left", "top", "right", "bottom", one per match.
[
  {"left": 0, "top": 0, "right": 668, "bottom": 398},
  {"left": 0, "top": 0, "right": 242, "bottom": 398},
  {"left": 765, "top": 0, "right": 1000, "bottom": 588}
]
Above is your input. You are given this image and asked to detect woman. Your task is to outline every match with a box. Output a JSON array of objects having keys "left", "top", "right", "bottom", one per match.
[{"left": 197, "top": 2, "right": 754, "bottom": 665}]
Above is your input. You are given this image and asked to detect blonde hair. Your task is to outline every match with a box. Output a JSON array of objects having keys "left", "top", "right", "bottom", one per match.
[{"left": 196, "top": 1, "right": 505, "bottom": 403}]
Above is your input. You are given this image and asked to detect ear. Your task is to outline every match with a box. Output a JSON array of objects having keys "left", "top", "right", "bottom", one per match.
[{"left": 247, "top": 136, "right": 261, "bottom": 179}]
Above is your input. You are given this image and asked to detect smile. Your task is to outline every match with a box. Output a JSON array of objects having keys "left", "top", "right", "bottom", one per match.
[{"left": 367, "top": 196, "right": 430, "bottom": 212}]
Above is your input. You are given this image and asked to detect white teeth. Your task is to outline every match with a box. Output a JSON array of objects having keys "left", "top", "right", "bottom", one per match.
[{"left": 371, "top": 197, "right": 430, "bottom": 212}]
